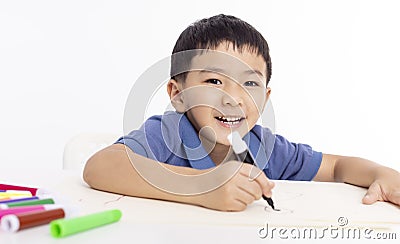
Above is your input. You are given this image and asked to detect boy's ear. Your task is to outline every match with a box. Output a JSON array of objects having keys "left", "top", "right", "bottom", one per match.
[
  {"left": 261, "top": 87, "right": 272, "bottom": 111},
  {"left": 167, "top": 79, "right": 186, "bottom": 113}
]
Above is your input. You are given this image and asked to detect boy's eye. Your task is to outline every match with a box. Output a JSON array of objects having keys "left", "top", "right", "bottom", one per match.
[
  {"left": 244, "top": 81, "right": 259, "bottom": 87},
  {"left": 205, "top": 79, "right": 222, "bottom": 85}
]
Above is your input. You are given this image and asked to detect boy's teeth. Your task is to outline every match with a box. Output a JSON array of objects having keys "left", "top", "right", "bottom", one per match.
[{"left": 216, "top": 116, "right": 243, "bottom": 122}]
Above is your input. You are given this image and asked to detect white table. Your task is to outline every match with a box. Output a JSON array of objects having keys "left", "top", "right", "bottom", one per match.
[{"left": 1, "top": 169, "right": 399, "bottom": 244}]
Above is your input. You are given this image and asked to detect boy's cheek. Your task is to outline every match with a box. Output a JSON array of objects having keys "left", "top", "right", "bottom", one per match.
[
  {"left": 246, "top": 90, "right": 268, "bottom": 113},
  {"left": 181, "top": 86, "right": 225, "bottom": 111},
  {"left": 180, "top": 85, "right": 265, "bottom": 116}
]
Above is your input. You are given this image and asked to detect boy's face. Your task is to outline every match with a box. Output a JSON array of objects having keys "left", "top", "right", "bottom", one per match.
[{"left": 168, "top": 42, "right": 271, "bottom": 146}]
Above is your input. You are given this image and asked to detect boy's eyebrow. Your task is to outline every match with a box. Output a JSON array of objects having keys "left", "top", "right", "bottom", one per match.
[
  {"left": 199, "top": 67, "right": 265, "bottom": 79},
  {"left": 243, "top": 69, "right": 265, "bottom": 78}
]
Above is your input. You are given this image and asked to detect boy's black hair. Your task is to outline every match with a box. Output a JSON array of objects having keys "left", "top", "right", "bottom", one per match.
[{"left": 170, "top": 14, "right": 272, "bottom": 84}]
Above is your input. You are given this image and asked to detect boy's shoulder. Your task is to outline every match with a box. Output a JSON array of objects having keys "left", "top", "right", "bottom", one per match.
[
  {"left": 143, "top": 111, "right": 187, "bottom": 136},
  {"left": 142, "top": 111, "right": 196, "bottom": 149}
]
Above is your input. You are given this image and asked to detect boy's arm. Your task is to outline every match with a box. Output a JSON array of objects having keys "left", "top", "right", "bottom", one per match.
[
  {"left": 83, "top": 144, "right": 273, "bottom": 211},
  {"left": 314, "top": 154, "right": 400, "bottom": 206}
]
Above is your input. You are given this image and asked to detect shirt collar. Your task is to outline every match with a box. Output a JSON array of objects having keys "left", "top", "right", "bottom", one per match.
[
  {"left": 178, "top": 113, "right": 216, "bottom": 170},
  {"left": 177, "top": 112, "right": 268, "bottom": 170}
]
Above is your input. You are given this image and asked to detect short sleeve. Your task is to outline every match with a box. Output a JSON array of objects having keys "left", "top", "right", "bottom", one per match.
[
  {"left": 115, "top": 131, "right": 153, "bottom": 159},
  {"left": 266, "top": 134, "right": 322, "bottom": 181},
  {"left": 114, "top": 116, "right": 172, "bottom": 163}
]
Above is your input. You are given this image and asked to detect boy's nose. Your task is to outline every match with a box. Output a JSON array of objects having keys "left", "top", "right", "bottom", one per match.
[{"left": 221, "top": 89, "right": 244, "bottom": 107}]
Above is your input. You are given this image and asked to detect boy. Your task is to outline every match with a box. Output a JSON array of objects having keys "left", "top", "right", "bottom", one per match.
[{"left": 83, "top": 14, "right": 400, "bottom": 211}]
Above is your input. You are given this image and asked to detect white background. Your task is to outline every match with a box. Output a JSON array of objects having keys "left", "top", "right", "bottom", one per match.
[{"left": 0, "top": 0, "right": 399, "bottom": 170}]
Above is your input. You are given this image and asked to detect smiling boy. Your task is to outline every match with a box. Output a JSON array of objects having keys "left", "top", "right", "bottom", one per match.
[{"left": 83, "top": 14, "right": 400, "bottom": 211}]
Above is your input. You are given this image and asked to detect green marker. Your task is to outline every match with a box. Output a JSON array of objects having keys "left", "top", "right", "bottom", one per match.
[
  {"left": 0, "top": 198, "right": 55, "bottom": 208},
  {"left": 50, "top": 209, "right": 122, "bottom": 238}
]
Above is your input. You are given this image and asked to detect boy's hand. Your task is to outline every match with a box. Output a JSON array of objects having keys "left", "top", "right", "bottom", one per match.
[
  {"left": 362, "top": 169, "right": 400, "bottom": 206},
  {"left": 196, "top": 161, "right": 274, "bottom": 211},
  {"left": 316, "top": 154, "right": 400, "bottom": 207}
]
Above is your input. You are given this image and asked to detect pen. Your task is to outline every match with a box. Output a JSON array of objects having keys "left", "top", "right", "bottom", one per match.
[
  {"left": 0, "top": 184, "right": 51, "bottom": 197},
  {"left": 1, "top": 206, "right": 78, "bottom": 232},
  {"left": 227, "top": 131, "right": 278, "bottom": 211},
  {"left": 0, "top": 190, "right": 31, "bottom": 194},
  {"left": 0, "top": 184, "right": 40, "bottom": 196},
  {"left": 50, "top": 209, "right": 122, "bottom": 238},
  {"left": 0, "top": 204, "right": 65, "bottom": 220},
  {"left": 0, "top": 195, "right": 52, "bottom": 204},
  {"left": 0, "top": 190, "right": 32, "bottom": 200},
  {"left": 0, "top": 198, "right": 56, "bottom": 209}
]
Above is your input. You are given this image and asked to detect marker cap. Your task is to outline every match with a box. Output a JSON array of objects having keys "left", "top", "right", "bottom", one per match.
[
  {"left": 1, "top": 214, "right": 19, "bottom": 232},
  {"left": 50, "top": 209, "right": 122, "bottom": 238},
  {"left": 35, "top": 188, "right": 53, "bottom": 197},
  {"left": 227, "top": 131, "right": 247, "bottom": 154}
]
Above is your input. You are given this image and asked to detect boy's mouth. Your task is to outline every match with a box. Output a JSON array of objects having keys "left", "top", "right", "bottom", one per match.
[{"left": 215, "top": 116, "right": 245, "bottom": 126}]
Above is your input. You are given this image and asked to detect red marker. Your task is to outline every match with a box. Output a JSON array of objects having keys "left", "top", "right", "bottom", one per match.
[
  {"left": 0, "top": 184, "right": 39, "bottom": 196},
  {"left": 0, "top": 204, "right": 64, "bottom": 220},
  {"left": 1, "top": 206, "right": 78, "bottom": 232}
]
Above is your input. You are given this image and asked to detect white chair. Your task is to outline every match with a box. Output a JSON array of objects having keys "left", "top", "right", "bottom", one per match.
[{"left": 63, "top": 132, "right": 120, "bottom": 170}]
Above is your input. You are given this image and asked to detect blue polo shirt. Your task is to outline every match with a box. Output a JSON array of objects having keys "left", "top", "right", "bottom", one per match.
[{"left": 116, "top": 111, "right": 322, "bottom": 180}]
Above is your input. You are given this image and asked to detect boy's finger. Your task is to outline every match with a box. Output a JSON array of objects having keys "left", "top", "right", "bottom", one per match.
[
  {"left": 387, "top": 191, "right": 400, "bottom": 206},
  {"left": 240, "top": 162, "right": 265, "bottom": 180},
  {"left": 237, "top": 177, "right": 263, "bottom": 200},
  {"left": 239, "top": 163, "right": 274, "bottom": 196},
  {"left": 247, "top": 164, "right": 264, "bottom": 181},
  {"left": 236, "top": 186, "right": 258, "bottom": 205},
  {"left": 362, "top": 182, "right": 382, "bottom": 204},
  {"left": 262, "top": 181, "right": 275, "bottom": 197},
  {"left": 252, "top": 170, "right": 274, "bottom": 196}
]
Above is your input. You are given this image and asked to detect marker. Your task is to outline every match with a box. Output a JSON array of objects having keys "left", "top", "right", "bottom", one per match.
[
  {"left": 0, "top": 191, "right": 32, "bottom": 200},
  {"left": 0, "top": 198, "right": 56, "bottom": 209},
  {"left": 0, "top": 184, "right": 40, "bottom": 196},
  {"left": 0, "top": 196, "right": 32, "bottom": 201},
  {"left": 227, "top": 131, "right": 278, "bottom": 211},
  {"left": 0, "top": 195, "right": 52, "bottom": 204},
  {"left": 1, "top": 207, "right": 77, "bottom": 232},
  {"left": 0, "top": 204, "right": 65, "bottom": 220},
  {"left": 0, "top": 195, "right": 51, "bottom": 205},
  {"left": 0, "top": 190, "right": 32, "bottom": 194},
  {"left": 50, "top": 209, "right": 122, "bottom": 238}
]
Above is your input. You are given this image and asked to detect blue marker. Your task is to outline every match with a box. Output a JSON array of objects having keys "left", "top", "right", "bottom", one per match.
[{"left": 0, "top": 195, "right": 49, "bottom": 204}]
